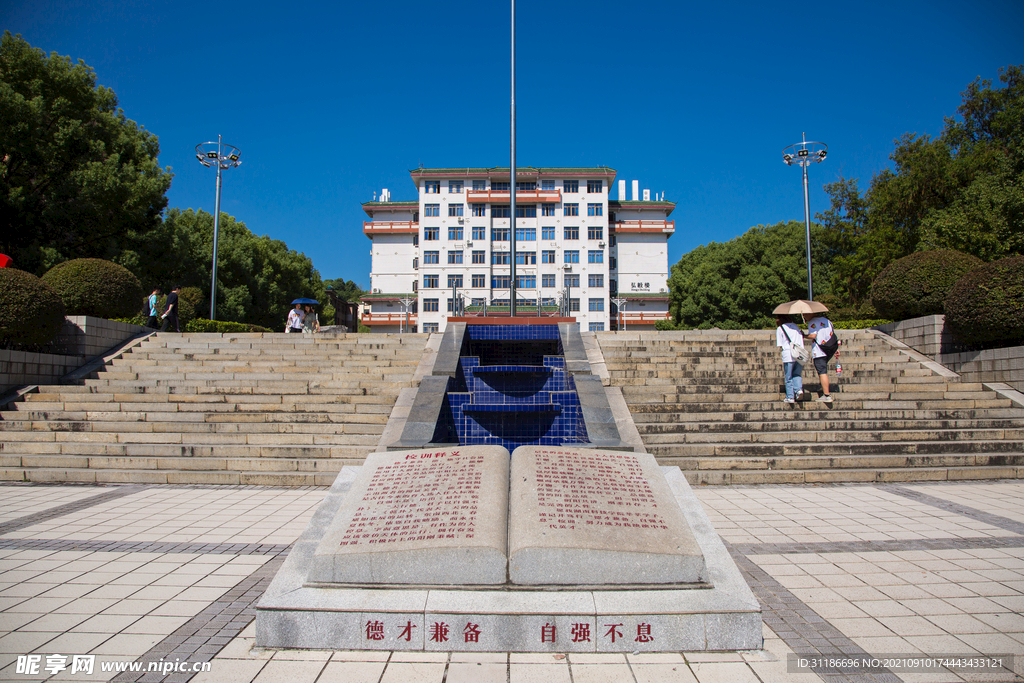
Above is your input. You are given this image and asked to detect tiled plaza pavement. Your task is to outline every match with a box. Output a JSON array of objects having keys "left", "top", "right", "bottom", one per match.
[{"left": 1, "top": 481, "right": 1023, "bottom": 682}]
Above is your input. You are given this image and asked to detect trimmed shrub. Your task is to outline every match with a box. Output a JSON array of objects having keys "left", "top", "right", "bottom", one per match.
[
  {"left": 185, "top": 319, "right": 271, "bottom": 333},
  {"left": 870, "top": 250, "right": 983, "bottom": 320},
  {"left": 42, "top": 258, "right": 143, "bottom": 320},
  {"left": 944, "top": 255, "right": 1024, "bottom": 345},
  {"left": 177, "top": 287, "right": 204, "bottom": 330},
  {"left": 0, "top": 268, "right": 66, "bottom": 348}
]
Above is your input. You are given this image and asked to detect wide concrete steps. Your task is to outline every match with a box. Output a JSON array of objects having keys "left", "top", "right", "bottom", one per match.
[
  {"left": 598, "top": 329, "right": 1024, "bottom": 484},
  {"left": 0, "top": 332, "right": 429, "bottom": 484}
]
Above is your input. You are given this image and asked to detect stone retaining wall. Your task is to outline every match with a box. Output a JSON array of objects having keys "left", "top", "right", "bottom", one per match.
[
  {"left": 874, "top": 314, "right": 1024, "bottom": 392},
  {"left": 1, "top": 316, "right": 146, "bottom": 393}
]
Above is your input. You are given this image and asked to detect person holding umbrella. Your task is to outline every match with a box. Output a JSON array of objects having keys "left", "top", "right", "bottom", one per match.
[
  {"left": 302, "top": 304, "right": 320, "bottom": 334},
  {"left": 772, "top": 299, "right": 834, "bottom": 403}
]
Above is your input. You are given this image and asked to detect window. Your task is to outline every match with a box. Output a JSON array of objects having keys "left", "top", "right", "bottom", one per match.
[
  {"left": 516, "top": 251, "right": 536, "bottom": 265},
  {"left": 589, "top": 274, "right": 604, "bottom": 287},
  {"left": 492, "top": 204, "right": 510, "bottom": 218},
  {"left": 446, "top": 227, "right": 462, "bottom": 241},
  {"left": 472, "top": 226, "right": 485, "bottom": 239},
  {"left": 610, "top": 279, "right": 617, "bottom": 295},
  {"left": 491, "top": 181, "right": 510, "bottom": 192},
  {"left": 448, "top": 274, "right": 463, "bottom": 288},
  {"left": 423, "top": 298, "right": 439, "bottom": 311},
  {"left": 563, "top": 180, "right": 579, "bottom": 193},
  {"left": 516, "top": 181, "right": 536, "bottom": 191},
  {"left": 589, "top": 298, "right": 604, "bottom": 312},
  {"left": 516, "top": 227, "right": 536, "bottom": 241},
  {"left": 472, "top": 180, "right": 486, "bottom": 191},
  {"left": 423, "top": 322, "right": 439, "bottom": 333},
  {"left": 542, "top": 274, "right": 556, "bottom": 288},
  {"left": 610, "top": 256, "right": 617, "bottom": 270},
  {"left": 492, "top": 275, "right": 510, "bottom": 288},
  {"left": 447, "top": 298, "right": 455, "bottom": 312},
  {"left": 449, "top": 180, "right": 463, "bottom": 194},
  {"left": 563, "top": 203, "right": 579, "bottom": 216},
  {"left": 589, "top": 322, "right": 605, "bottom": 332},
  {"left": 564, "top": 226, "right": 579, "bottom": 240},
  {"left": 610, "top": 235, "right": 616, "bottom": 246},
  {"left": 588, "top": 249, "right": 604, "bottom": 264},
  {"left": 541, "top": 204, "right": 555, "bottom": 216},
  {"left": 564, "top": 250, "right": 579, "bottom": 264},
  {"left": 412, "top": 281, "right": 418, "bottom": 292},
  {"left": 424, "top": 227, "right": 439, "bottom": 240},
  {"left": 542, "top": 250, "right": 556, "bottom": 264},
  {"left": 492, "top": 251, "right": 510, "bottom": 265},
  {"left": 517, "top": 275, "right": 536, "bottom": 288},
  {"left": 413, "top": 234, "right": 418, "bottom": 246},
  {"left": 412, "top": 257, "right": 419, "bottom": 270},
  {"left": 472, "top": 204, "right": 486, "bottom": 217},
  {"left": 471, "top": 298, "right": 486, "bottom": 306},
  {"left": 564, "top": 274, "right": 579, "bottom": 288},
  {"left": 516, "top": 204, "right": 536, "bottom": 218},
  {"left": 569, "top": 298, "right": 580, "bottom": 312},
  {"left": 587, "top": 180, "right": 603, "bottom": 193},
  {"left": 542, "top": 226, "right": 555, "bottom": 240},
  {"left": 471, "top": 273, "right": 485, "bottom": 288},
  {"left": 541, "top": 179, "right": 555, "bottom": 191},
  {"left": 588, "top": 226, "right": 604, "bottom": 240},
  {"left": 492, "top": 227, "right": 509, "bottom": 241},
  {"left": 472, "top": 250, "right": 485, "bottom": 264},
  {"left": 424, "top": 251, "right": 439, "bottom": 264},
  {"left": 587, "top": 203, "right": 603, "bottom": 216},
  {"left": 424, "top": 275, "right": 439, "bottom": 289},
  {"left": 448, "top": 251, "right": 463, "bottom": 264},
  {"left": 449, "top": 204, "right": 464, "bottom": 217},
  {"left": 424, "top": 204, "right": 440, "bottom": 217},
  {"left": 424, "top": 181, "right": 440, "bottom": 194}
]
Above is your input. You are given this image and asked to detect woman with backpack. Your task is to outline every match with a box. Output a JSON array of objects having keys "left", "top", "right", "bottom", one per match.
[{"left": 802, "top": 312, "right": 839, "bottom": 403}]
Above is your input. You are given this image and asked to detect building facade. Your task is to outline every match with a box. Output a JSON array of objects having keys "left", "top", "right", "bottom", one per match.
[{"left": 361, "top": 167, "right": 674, "bottom": 333}]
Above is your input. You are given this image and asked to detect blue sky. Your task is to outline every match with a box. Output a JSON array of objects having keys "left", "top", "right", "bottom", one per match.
[{"left": 5, "top": 0, "right": 1023, "bottom": 287}]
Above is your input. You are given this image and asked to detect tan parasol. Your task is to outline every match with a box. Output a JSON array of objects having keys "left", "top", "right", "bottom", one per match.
[{"left": 772, "top": 299, "right": 829, "bottom": 315}]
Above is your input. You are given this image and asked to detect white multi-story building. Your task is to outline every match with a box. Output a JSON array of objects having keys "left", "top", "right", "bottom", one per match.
[{"left": 361, "top": 167, "right": 675, "bottom": 333}]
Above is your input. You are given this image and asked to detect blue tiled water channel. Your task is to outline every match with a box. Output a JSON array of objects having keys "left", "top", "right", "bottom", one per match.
[{"left": 444, "top": 324, "right": 589, "bottom": 451}]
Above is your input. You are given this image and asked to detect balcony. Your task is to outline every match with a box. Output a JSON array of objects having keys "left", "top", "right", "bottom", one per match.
[
  {"left": 610, "top": 219, "right": 675, "bottom": 234},
  {"left": 617, "top": 311, "right": 671, "bottom": 324},
  {"left": 363, "top": 221, "right": 419, "bottom": 235},
  {"left": 362, "top": 312, "right": 417, "bottom": 325},
  {"left": 466, "top": 189, "right": 562, "bottom": 204}
]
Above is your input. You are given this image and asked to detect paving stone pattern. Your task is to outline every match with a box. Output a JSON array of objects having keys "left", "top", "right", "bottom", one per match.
[{"left": 3, "top": 480, "right": 1024, "bottom": 682}]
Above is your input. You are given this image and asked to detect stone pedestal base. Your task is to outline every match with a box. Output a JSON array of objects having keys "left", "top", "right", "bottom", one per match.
[{"left": 256, "top": 463, "right": 761, "bottom": 652}]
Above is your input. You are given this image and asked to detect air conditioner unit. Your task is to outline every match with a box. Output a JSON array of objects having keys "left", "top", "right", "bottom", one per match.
[
  {"left": 564, "top": 265, "right": 572, "bottom": 272},
  {"left": 466, "top": 241, "right": 473, "bottom": 246},
  {"left": 599, "top": 241, "right": 606, "bottom": 247}
]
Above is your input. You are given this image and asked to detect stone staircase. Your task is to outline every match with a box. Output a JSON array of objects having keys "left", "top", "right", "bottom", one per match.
[
  {"left": 598, "top": 329, "right": 1024, "bottom": 484},
  {"left": 0, "top": 333, "right": 428, "bottom": 485}
]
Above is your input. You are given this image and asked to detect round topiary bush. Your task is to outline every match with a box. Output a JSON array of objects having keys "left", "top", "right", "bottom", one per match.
[
  {"left": 42, "top": 258, "right": 143, "bottom": 320},
  {"left": 944, "top": 255, "right": 1024, "bottom": 345},
  {"left": 177, "top": 286, "right": 204, "bottom": 330},
  {"left": 0, "top": 268, "right": 67, "bottom": 348},
  {"left": 870, "top": 249, "right": 983, "bottom": 320}
]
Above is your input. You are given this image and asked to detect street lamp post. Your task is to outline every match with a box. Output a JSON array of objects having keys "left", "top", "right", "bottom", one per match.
[
  {"left": 612, "top": 297, "right": 627, "bottom": 332},
  {"left": 195, "top": 136, "right": 242, "bottom": 320},
  {"left": 399, "top": 297, "right": 415, "bottom": 333},
  {"left": 782, "top": 133, "right": 827, "bottom": 301}
]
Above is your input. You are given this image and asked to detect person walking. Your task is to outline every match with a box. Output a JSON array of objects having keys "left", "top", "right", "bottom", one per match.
[
  {"left": 160, "top": 286, "right": 180, "bottom": 332},
  {"left": 302, "top": 305, "right": 319, "bottom": 334},
  {"left": 775, "top": 315, "right": 806, "bottom": 405},
  {"left": 286, "top": 303, "right": 304, "bottom": 333},
  {"left": 803, "top": 312, "right": 838, "bottom": 403},
  {"left": 146, "top": 287, "right": 161, "bottom": 329}
]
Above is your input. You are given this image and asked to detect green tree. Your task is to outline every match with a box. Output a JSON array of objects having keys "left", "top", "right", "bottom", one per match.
[
  {"left": 145, "top": 208, "right": 325, "bottom": 329},
  {"left": 667, "top": 221, "right": 829, "bottom": 329},
  {"left": 0, "top": 32, "right": 172, "bottom": 275},
  {"left": 323, "top": 278, "right": 366, "bottom": 301},
  {"left": 818, "top": 65, "right": 1024, "bottom": 306}
]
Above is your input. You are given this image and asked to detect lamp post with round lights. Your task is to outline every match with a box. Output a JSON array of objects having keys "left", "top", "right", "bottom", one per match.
[
  {"left": 195, "top": 136, "right": 242, "bottom": 320},
  {"left": 611, "top": 296, "right": 627, "bottom": 332},
  {"left": 782, "top": 134, "right": 827, "bottom": 301}
]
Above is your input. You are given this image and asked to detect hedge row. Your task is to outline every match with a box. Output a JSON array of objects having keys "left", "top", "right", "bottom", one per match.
[
  {"left": 870, "top": 250, "right": 982, "bottom": 320},
  {"left": 0, "top": 268, "right": 66, "bottom": 348}
]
